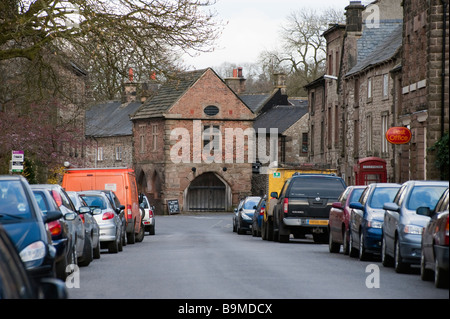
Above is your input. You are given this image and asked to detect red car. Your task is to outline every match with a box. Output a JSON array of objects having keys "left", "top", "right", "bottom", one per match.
[
  {"left": 419, "top": 187, "right": 449, "bottom": 288},
  {"left": 328, "top": 186, "right": 366, "bottom": 254}
]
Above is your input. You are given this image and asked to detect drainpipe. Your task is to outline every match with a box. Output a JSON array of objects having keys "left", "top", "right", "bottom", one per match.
[{"left": 442, "top": 0, "right": 448, "bottom": 137}]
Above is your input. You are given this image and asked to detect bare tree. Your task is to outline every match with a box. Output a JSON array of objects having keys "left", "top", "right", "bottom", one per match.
[
  {"left": 0, "top": 0, "right": 222, "bottom": 98},
  {"left": 259, "top": 7, "right": 345, "bottom": 96}
]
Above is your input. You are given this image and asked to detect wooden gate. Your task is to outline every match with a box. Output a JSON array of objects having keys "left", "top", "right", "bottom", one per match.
[{"left": 186, "top": 172, "right": 226, "bottom": 211}]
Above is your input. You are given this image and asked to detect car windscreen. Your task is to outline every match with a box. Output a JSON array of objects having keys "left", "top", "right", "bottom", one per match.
[
  {"left": 243, "top": 198, "right": 260, "bottom": 209},
  {"left": 369, "top": 187, "right": 399, "bottom": 209},
  {"left": 349, "top": 188, "right": 365, "bottom": 203},
  {"left": 80, "top": 195, "right": 107, "bottom": 209},
  {"left": 0, "top": 180, "right": 32, "bottom": 220},
  {"left": 289, "top": 177, "right": 345, "bottom": 198},
  {"left": 33, "top": 191, "right": 50, "bottom": 214},
  {"left": 407, "top": 186, "right": 449, "bottom": 211}
]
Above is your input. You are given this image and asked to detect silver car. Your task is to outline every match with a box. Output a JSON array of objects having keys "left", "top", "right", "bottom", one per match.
[
  {"left": 78, "top": 191, "right": 123, "bottom": 254},
  {"left": 67, "top": 191, "right": 101, "bottom": 260}
]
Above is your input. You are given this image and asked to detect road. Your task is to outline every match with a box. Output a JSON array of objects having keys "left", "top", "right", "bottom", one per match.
[{"left": 68, "top": 213, "right": 448, "bottom": 300}]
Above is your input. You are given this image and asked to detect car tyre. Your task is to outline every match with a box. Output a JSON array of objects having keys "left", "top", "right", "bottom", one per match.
[
  {"left": 359, "top": 231, "right": 369, "bottom": 261},
  {"left": 381, "top": 234, "right": 393, "bottom": 267},
  {"left": 349, "top": 231, "right": 358, "bottom": 258},
  {"left": 435, "top": 257, "right": 449, "bottom": 288},
  {"left": 328, "top": 231, "right": 340, "bottom": 253},
  {"left": 343, "top": 229, "right": 350, "bottom": 255},
  {"left": 394, "top": 237, "right": 408, "bottom": 273},
  {"left": 136, "top": 222, "right": 145, "bottom": 242},
  {"left": 420, "top": 251, "right": 433, "bottom": 281},
  {"left": 78, "top": 235, "right": 93, "bottom": 267},
  {"left": 93, "top": 237, "right": 101, "bottom": 259}
]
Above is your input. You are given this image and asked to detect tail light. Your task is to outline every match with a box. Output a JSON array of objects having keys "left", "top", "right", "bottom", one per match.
[
  {"left": 283, "top": 198, "right": 289, "bottom": 214},
  {"left": 260, "top": 207, "right": 265, "bottom": 216},
  {"left": 103, "top": 211, "right": 115, "bottom": 220},
  {"left": 445, "top": 215, "right": 449, "bottom": 246},
  {"left": 127, "top": 204, "right": 133, "bottom": 220},
  {"left": 51, "top": 190, "right": 63, "bottom": 207},
  {"left": 149, "top": 209, "right": 154, "bottom": 218},
  {"left": 48, "top": 220, "right": 62, "bottom": 236}
]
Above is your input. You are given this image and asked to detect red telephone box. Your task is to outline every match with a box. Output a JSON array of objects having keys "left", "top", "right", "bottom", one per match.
[{"left": 354, "top": 157, "right": 387, "bottom": 185}]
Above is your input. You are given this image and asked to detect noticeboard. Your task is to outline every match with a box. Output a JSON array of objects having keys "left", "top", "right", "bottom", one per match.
[{"left": 167, "top": 199, "right": 180, "bottom": 215}]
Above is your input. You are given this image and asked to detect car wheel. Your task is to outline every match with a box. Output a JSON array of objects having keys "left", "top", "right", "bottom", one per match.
[
  {"left": 343, "top": 229, "right": 350, "bottom": 255},
  {"left": 381, "top": 234, "right": 393, "bottom": 267},
  {"left": 78, "top": 235, "right": 93, "bottom": 267},
  {"left": 127, "top": 221, "right": 136, "bottom": 244},
  {"left": 349, "top": 231, "right": 358, "bottom": 258},
  {"left": 136, "top": 222, "right": 145, "bottom": 242},
  {"left": 108, "top": 238, "right": 119, "bottom": 254},
  {"left": 149, "top": 223, "right": 155, "bottom": 235},
  {"left": 93, "top": 238, "right": 101, "bottom": 259},
  {"left": 328, "top": 230, "right": 340, "bottom": 253},
  {"left": 420, "top": 251, "right": 433, "bottom": 281},
  {"left": 394, "top": 237, "right": 408, "bottom": 273},
  {"left": 359, "top": 231, "right": 369, "bottom": 261},
  {"left": 435, "top": 256, "right": 449, "bottom": 288}
]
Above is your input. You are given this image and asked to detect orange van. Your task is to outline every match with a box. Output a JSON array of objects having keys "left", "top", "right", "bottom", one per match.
[{"left": 62, "top": 167, "right": 142, "bottom": 243}]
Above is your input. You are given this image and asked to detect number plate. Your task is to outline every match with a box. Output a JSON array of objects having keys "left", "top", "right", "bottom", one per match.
[{"left": 306, "top": 219, "right": 328, "bottom": 225}]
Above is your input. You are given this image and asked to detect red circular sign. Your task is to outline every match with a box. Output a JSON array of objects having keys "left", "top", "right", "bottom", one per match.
[{"left": 385, "top": 127, "right": 412, "bottom": 145}]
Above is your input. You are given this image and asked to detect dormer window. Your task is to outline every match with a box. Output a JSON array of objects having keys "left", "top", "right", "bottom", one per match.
[{"left": 204, "top": 105, "right": 219, "bottom": 116}]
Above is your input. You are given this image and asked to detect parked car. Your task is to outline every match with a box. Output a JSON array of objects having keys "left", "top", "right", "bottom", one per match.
[
  {"left": 271, "top": 173, "right": 347, "bottom": 243},
  {"left": 67, "top": 191, "right": 101, "bottom": 260},
  {"left": 100, "top": 190, "right": 126, "bottom": 246},
  {"left": 233, "top": 199, "right": 244, "bottom": 233},
  {"left": 32, "top": 187, "right": 77, "bottom": 280},
  {"left": 0, "top": 175, "right": 61, "bottom": 281},
  {"left": 139, "top": 194, "right": 156, "bottom": 235},
  {"left": 78, "top": 191, "right": 123, "bottom": 253},
  {"left": 236, "top": 196, "right": 261, "bottom": 235},
  {"left": 30, "top": 185, "right": 88, "bottom": 267},
  {"left": 348, "top": 183, "right": 401, "bottom": 260},
  {"left": 252, "top": 196, "right": 266, "bottom": 237},
  {"left": 0, "top": 224, "right": 67, "bottom": 299},
  {"left": 382, "top": 180, "right": 449, "bottom": 273},
  {"left": 328, "top": 185, "right": 366, "bottom": 254},
  {"left": 418, "top": 187, "right": 449, "bottom": 288}
]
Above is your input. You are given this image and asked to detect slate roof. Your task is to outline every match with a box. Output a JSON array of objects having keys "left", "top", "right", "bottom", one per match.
[
  {"left": 239, "top": 94, "right": 271, "bottom": 113},
  {"left": 254, "top": 104, "right": 308, "bottom": 134},
  {"left": 85, "top": 100, "right": 142, "bottom": 137},
  {"left": 346, "top": 24, "right": 402, "bottom": 77}
]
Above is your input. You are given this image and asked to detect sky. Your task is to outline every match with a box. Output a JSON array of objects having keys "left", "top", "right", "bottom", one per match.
[{"left": 182, "top": 0, "right": 368, "bottom": 70}]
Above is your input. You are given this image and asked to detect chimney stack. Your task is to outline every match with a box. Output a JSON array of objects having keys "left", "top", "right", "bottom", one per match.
[
  {"left": 225, "top": 67, "right": 246, "bottom": 95},
  {"left": 345, "top": 1, "right": 364, "bottom": 33}
]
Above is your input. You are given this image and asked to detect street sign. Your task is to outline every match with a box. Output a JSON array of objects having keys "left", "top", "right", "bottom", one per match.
[{"left": 11, "top": 151, "right": 24, "bottom": 173}]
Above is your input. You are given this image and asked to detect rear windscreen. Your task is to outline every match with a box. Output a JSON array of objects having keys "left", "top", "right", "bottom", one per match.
[{"left": 289, "top": 177, "right": 345, "bottom": 198}]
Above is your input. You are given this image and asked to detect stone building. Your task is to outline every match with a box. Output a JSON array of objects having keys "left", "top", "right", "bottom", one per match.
[
  {"left": 130, "top": 68, "right": 255, "bottom": 214},
  {"left": 396, "top": 0, "right": 449, "bottom": 181},
  {"left": 306, "top": 0, "right": 404, "bottom": 185}
]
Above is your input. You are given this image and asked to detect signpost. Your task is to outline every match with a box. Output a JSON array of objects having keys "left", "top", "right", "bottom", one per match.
[{"left": 10, "top": 150, "right": 24, "bottom": 173}]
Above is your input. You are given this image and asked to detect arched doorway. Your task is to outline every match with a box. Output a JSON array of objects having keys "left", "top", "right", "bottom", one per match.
[{"left": 185, "top": 172, "right": 230, "bottom": 212}]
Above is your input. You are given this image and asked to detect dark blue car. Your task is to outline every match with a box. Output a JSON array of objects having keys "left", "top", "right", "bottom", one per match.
[
  {"left": 0, "top": 175, "right": 62, "bottom": 282},
  {"left": 349, "top": 183, "right": 401, "bottom": 260}
]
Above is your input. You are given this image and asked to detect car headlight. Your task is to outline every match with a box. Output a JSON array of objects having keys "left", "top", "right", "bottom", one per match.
[
  {"left": 20, "top": 241, "right": 46, "bottom": 268},
  {"left": 241, "top": 213, "right": 251, "bottom": 221},
  {"left": 367, "top": 220, "right": 383, "bottom": 229},
  {"left": 403, "top": 225, "right": 423, "bottom": 235}
]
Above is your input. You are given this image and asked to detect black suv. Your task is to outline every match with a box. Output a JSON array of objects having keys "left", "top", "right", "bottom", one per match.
[{"left": 271, "top": 173, "right": 346, "bottom": 243}]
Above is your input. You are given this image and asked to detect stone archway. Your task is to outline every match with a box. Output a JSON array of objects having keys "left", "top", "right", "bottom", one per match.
[{"left": 184, "top": 172, "right": 231, "bottom": 212}]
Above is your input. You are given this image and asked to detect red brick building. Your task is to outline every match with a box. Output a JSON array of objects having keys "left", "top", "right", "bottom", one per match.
[{"left": 131, "top": 68, "right": 255, "bottom": 213}]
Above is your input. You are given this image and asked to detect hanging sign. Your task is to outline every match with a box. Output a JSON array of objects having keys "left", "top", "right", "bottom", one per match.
[{"left": 385, "top": 127, "right": 412, "bottom": 145}]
